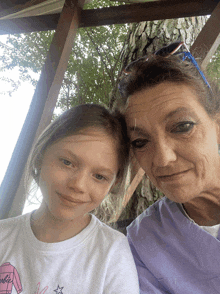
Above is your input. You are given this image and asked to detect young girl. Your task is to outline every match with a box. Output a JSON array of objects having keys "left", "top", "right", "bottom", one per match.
[{"left": 0, "top": 104, "right": 139, "bottom": 294}]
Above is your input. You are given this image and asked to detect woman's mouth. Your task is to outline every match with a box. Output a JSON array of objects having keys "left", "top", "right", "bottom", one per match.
[{"left": 157, "top": 170, "right": 190, "bottom": 182}]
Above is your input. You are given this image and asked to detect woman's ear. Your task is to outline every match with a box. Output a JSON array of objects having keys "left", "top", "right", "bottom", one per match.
[{"left": 215, "top": 116, "right": 220, "bottom": 145}]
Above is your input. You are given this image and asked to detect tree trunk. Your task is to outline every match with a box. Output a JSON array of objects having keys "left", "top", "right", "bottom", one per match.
[{"left": 120, "top": 16, "right": 207, "bottom": 68}]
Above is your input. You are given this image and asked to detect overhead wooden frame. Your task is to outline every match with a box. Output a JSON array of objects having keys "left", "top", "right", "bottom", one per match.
[
  {"left": 0, "top": 0, "right": 64, "bottom": 18},
  {"left": 0, "top": 0, "right": 219, "bottom": 35}
]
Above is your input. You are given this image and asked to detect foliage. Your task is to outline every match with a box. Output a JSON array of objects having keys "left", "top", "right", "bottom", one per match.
[
  {"left": 84, "top": 0, "right": 123, "bottom": 9},
  {"left": 0, "top": 0, "right": 128, "bottom": 110},
  {"left": 0, "top": 75, "right": 21, "bottom": 96},
  {"left": 206, "top": 44, "right": 220, "bottom": 87}
]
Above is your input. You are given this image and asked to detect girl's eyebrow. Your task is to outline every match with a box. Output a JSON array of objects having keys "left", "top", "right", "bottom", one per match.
[
  {"left": 95, "top": 167, "right": 116, "bottom": 177},
  {"left": 57, "top": 148, "right": 77, "bottom": 159},
  {"left": 59, "top": 148, "right": 116, "bottom": 177}
]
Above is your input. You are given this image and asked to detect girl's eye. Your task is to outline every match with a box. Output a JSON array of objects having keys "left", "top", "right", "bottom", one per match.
[
  {"left": 171, "top": 122, "right": 195, "bottom": 133},
  {"left": 61, "top": 159, "right": 72, "bottom": 166},
  {"left": 95, "top": 174, "right": 107, "bottom": 181},
  {"left": 131, "top": 139, "right": 148, "bottom": 149}
]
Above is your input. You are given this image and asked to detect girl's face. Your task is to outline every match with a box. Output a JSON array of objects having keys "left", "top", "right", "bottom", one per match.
[
  {"left": 125, "top": 82, "right": 220, "bottom": 203},
  {"left": 39, "top": 128, "right": 119, "bottom": 222}
]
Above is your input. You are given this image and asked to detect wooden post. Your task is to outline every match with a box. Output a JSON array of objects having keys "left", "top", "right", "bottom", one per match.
[
  {"left": 122, "top": 168, "right": 145, "bottom": 209},
  {"left": 191, "top": 1, "right": 220, "bottom": 70},
  {"left": 0, "top": 0, "right": 85, "bottom": 219},
  {"left": 112, "top": 168, "right": 145, "bottom": 222}
]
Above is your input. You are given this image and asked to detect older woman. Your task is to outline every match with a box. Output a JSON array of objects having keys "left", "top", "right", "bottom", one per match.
[{"left": 116, "top": 42, "right": 220, "bottom": 293}]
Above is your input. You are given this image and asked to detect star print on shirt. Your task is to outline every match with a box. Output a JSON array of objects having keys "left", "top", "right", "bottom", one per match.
[{"left": 54, "top": 285, "right": 64, "bottom": 294}]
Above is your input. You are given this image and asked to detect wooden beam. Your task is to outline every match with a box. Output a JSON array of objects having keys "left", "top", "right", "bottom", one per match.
[
  {"left": 112, "top": 168, "right": 145, "bottom": 222},
  {"left": 0, "top": 0, "right": 219, "bottom": 34},
  {"left": 0, "top": 0, "right": 49, "bottom": 18},
  {"left": 81, "top": 0, "right": 219, "bottom": 27},
  {"left": 0, "top": 13, "right": 59, "bottom": 34},
  {"left": 0, "top": 0, "right": 65, "bottom": 20},
  {"left": 0, "top": 0, "right": 85, "bottom": 219},
  {"left": 191, "top": 1, "right": 220, "bottom": 70},
  {"left": 0, "top": 0, "right": 28, "bottom": 10},
  {"left": 122, "top": 168, "right": 145, "bottom": 209}
]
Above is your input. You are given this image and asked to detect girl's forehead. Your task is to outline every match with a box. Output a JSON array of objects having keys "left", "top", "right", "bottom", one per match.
[
  {"left": 50, "top": 128, "right": 116, "bottom": 150},
  {"left": 77, "top": 127, "right": 110, "bottom": 136},
  {"left": 70, "top": 128, "right": 114, "bottom": 143},
  {"left": 42, "top": 127, "right": 119, "bottom": 175}
]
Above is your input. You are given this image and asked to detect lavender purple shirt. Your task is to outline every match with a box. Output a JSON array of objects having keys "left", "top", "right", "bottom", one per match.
[{"left": 127, "top": 197, "right": 220, "bottom": 293}]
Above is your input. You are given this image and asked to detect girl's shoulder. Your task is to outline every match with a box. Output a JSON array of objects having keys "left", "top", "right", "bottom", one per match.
[
  {"left": 91, "top": 215, "right": 127, "bottom": 244},
  {"left": 0, "top": 213, "right": 30, "bottom": 240}
]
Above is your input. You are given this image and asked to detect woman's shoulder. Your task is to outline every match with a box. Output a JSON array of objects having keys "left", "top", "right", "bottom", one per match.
[
  {"left": 128, "top": 197, "right": 168, "bottom": 221},
  {"left": 127, "top": 197, "right": 182, "bottom": 237}
]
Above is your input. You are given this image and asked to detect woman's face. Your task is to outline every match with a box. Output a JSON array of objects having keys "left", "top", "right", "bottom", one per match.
[
  {"left": 39, "top": 128, "right": 119, "bottom": 222},
  {"left": 125, "top": 82, "right": 220, "bottom": 203}
]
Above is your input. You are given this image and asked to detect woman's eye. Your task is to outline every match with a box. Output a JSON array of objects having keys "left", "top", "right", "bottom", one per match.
[
  {"left": 131, "top": 139, "right": 148, "bottom": 149},
  {"left": 171, "top": 122, "right": 195, "bottom": 133}
]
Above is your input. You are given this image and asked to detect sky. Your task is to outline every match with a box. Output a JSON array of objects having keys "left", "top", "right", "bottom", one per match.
[
  {"left": 0, "top": 77, "right": 35, "bottom": 184},
  {"left": 0, "top": 35, "right": 41, "bottom": 213}
]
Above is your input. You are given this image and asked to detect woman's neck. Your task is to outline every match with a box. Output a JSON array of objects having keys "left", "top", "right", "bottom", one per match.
[
  {"left": 30, "top": 205, "right": 91, "bottom": 243},
  {"left": 183, "top": 194, "right": 220, "bottom": 226}
]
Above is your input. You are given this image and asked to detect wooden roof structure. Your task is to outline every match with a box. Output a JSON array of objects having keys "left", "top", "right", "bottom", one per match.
[
  {"left": 0, "top": 0, "right": 220, "bottom": 219},
  {"left": 0, "top": 0, "right": 219, "bottom": 34}
]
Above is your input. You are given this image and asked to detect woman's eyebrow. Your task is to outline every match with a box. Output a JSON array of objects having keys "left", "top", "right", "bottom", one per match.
[
  {"left": 129, "top": 108, "right": 195, "bottom": 134},
  {"left": 129, "top": 126, "right": 149, "bottom": 137},
  {"left": 164, "top": 107, "right": 193, "bottom": 121}
]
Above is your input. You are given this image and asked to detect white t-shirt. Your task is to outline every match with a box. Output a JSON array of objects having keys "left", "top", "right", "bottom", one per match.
[{"left": 0, "top": 213, "right": 139, "bottom": 294}]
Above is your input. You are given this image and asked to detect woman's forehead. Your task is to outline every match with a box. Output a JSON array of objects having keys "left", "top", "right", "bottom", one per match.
[
  {"left": 126, "top": 83, "right": 198, "bottom": 114},
  {"left": 125, "top": 82, "right": 211, "bottom": 128}
]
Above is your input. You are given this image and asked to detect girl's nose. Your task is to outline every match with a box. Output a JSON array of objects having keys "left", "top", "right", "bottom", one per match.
[{"left": 67, "top": 170, "right": 88, "bottom": 193}]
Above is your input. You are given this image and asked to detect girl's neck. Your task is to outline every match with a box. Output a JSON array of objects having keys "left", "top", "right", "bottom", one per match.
[{"left": 30, "top": 205, "right": 91, "bottom": 243}]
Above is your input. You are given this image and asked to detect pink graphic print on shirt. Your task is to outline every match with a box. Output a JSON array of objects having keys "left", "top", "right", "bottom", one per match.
[
  {"left": 0, "top": 262, "right": 22, "bottom": 294},
  {"left": 35, "top": 282, "right": 48, "bottom": 294}
]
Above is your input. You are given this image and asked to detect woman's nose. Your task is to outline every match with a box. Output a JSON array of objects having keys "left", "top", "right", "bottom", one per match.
[{"left": 153, "top": 139, "right": 177, "bottom": 167}]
